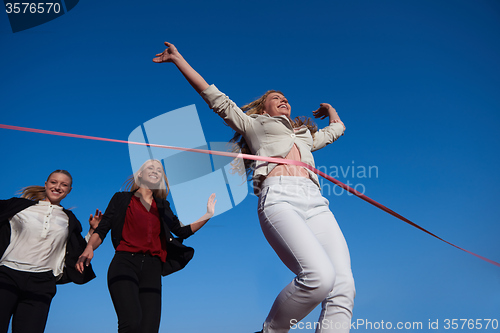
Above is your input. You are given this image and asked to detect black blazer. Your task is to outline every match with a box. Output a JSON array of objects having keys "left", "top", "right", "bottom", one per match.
[
  {"left": 93, "top": 191, "right": 195, "bottom": 276},
  {"left": 0, "top": 197, "right": 96, "bottom": 285}
]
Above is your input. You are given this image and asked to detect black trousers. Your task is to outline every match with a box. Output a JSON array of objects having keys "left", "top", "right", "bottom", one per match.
[
  {"left": 0, "top": 265, "right": 56, "bottom": 333},
  {"left": 108, "top": 252, "right": 163, "bottom": 333}
]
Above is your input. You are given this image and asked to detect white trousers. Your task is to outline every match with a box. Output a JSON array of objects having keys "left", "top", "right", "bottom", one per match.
[{"left": 258, "top": 176, "right": 355, "bottom": 333}]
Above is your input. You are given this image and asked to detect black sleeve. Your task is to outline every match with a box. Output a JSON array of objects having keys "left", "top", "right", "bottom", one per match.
[
  {"left": 162, "top": 200, "right": 194, "bottom": 239},
  {"left": 93, "top": 192, "right": 120, "bottom": 242},
  {"left": 0, "top": 198, "right": 23, "bottom": 225}
]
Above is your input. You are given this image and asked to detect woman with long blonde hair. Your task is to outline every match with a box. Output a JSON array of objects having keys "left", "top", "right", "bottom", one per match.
[
  {"left": 77, "top": 159, "right": 216, "bottom": 333},
  {"left": 0, "top": 170, "right": 98, "bottom": 333},
  {"left": 154, "top": 42, "right": 355, "bottom": 333}
]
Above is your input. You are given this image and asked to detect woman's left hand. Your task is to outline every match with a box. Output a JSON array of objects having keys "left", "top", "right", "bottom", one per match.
[
  {"left": 313, "top": 103, "right": 339, "bottom": 120},
  {"left": 189, "top": 193, "right": 217, "bottom": 233},
  {"left": 89, "top": 209, "right": 102, "bottom": 231},
  {"left": 206, "top": 193, "right": 217, "bottom": 217}
]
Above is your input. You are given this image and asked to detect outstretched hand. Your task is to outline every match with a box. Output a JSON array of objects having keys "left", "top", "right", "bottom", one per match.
[
  {"left": 76, "top": 247, "right": 93, "bottom": 274},
  {"left": 89, "top": 209, "right": 102, "bottom": 231},
  {"left": 152, "top": 41, "right": 180, "bottom": 63},
  {"left": 313, "top": 103, "right": 345, "bottom": 132},
  {"left": 313, "top": 103, "right": 338, "bottom": 120},
  {"left": 206, "top": 193, "right": 217, "bottom": 217},
  {"left": 189, "top": 193, "right": 217, "bottom": 233}
]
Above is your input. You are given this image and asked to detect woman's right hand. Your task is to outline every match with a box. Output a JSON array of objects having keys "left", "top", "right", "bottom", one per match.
[
  {"left": 152, "top": 41, "right": 181, "bottom": 63},
  {"left": 88, "top": 209, "right": 102, "bottom": 232},
  {"left": 152, "top": 40, "right": 209, "bottom": 93},
  {"left": 76, "top": 247, "right": 94, "bottom": 274}
]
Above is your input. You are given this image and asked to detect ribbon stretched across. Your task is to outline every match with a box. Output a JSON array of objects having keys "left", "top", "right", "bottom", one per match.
[{"left": 1, "top": 123, "right": 498, "bottom": 268}]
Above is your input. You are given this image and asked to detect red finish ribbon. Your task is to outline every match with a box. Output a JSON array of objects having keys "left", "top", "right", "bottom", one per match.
[{"left": 1, "top": 123, "right": 498, "bottom": 268}]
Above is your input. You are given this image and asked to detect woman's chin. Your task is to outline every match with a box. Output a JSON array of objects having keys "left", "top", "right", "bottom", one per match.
[{"left": 142, "top": 180, "right": 161, "bottom": 188}]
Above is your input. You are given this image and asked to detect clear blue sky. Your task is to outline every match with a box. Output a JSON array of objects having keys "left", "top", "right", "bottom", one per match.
[{"left": 1, "top": 1, "right": 499, "bottom": 332}]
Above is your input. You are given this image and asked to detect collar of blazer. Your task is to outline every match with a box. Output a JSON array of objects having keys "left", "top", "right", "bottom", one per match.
[{"left": 130, "top": 188, "right": 167, "bottom": 212}]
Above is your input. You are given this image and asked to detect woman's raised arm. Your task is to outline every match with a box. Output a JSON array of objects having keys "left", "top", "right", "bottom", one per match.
[
  {"left": 153, "top": 41, "right": 210, "bottom": 94},
  {"left": 190, "top": 193, "right": 216, "bottom": 233}
]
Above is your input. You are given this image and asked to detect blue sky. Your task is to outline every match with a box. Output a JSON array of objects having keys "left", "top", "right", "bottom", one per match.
[{"left": 1, "top": 0, "right": 499, "bottom": 332}]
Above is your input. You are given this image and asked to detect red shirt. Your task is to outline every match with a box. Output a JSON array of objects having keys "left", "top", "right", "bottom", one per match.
[{"left": 116, "top": 195, "right": 167, "bottom": 262}]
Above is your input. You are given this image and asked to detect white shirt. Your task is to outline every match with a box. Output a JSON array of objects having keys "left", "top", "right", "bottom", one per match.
[
  {"left": 200, "top": 85, "right": 345, "bottom": 189},
  {"left": 0, "top": 201, "right": 69, "bottom": 279}
]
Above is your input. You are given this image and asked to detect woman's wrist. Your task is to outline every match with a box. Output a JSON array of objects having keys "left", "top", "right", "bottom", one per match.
[{"left": 171, "top": 53, "right": 185, "bottom": 66}]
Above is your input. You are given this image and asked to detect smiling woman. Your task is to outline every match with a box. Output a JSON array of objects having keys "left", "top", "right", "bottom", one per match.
[
  {"left": 0, "top": 170, "right": 98, "bottom": 333},
  {"left": 154, "top": 41, "right": 354, "bottom": 333},
  {"left": 43, "top": 170, "right": 73, "bottom": 205},
  {"left": 262, "top": 92, "right": 291, "bottom": 117},
  {"left": 76, "top": 159, "right": 217, "bottom": 333}
]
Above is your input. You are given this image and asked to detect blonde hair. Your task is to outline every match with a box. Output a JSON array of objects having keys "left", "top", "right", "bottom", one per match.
[
  {"left": 123, "top": 159, "right": 170, "bottom": 200},
  {"left": 18, "top": 170, "right": 73, "bottom": 202},
  {"left": 231, "top": 90, "right": 318, "bottom": 178}
]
